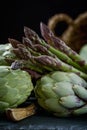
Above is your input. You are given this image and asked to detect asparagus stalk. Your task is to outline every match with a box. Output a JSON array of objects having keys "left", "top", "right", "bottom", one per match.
[
  {"left": 8, "top": 24, "right": 87, "bottom": 80},
  {"left": 11, "top": 44, "right": 54, "bottom": 73},
  {"left": 11, "top": 53, "right": 87, "bottom": 80},
  {"left": 12, "top": 38, "right": 85, "bottom": 77},
  {"left": 10, "top": 42, "right": 87, "bottom": 80},
  {"left": 8, "top": 38, "right": 22, "bottom": 48},
  {"left": 33, "top": 55, "right": 87, "bottom": 80},
  {"left": 11, "top": 59, "right": 44, "bottom": 73},
  {"left": 23, "top": 37, "right": 56, "bottom": 57},
  {"left": 40, "top": 22, "right": 87, "bottom": 70},
  {"left": 24, "top": 26, "right": 85, "bottom": 72}
]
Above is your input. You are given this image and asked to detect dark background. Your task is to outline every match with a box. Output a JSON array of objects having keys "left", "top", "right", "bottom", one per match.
[{"left": 0, "top": 0, "right": 87, "bottom": 44}]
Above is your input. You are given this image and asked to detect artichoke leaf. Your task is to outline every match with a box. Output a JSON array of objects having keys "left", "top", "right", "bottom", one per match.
[
  {"left": 59, "top": 95, "right": 85, "bottom": 109},
  {"left": 79, "top": 44, "right": 87, "bottom": 62},
  {"left": 52, "top": 82, "right": 74, "bottom": 97},
  {"left": 73, "top": 104, "right": 87, "bottom": 115},
  {"left": 73, "top": 85, "right": 87, "bottom": 101}
]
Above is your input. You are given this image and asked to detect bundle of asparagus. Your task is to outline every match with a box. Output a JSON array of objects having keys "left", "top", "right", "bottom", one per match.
[{"left": 8, "top": 22, "right": 87, "bottom": 80}]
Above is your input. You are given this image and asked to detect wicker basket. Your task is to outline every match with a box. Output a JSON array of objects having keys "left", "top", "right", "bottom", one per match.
[{"left": 48, "top": 12, "right": 87, "bottom": 53}]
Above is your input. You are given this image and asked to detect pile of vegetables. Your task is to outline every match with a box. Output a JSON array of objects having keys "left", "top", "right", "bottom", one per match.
[{"left": 0, "top": 22, "right": 87, "bottom": 117}]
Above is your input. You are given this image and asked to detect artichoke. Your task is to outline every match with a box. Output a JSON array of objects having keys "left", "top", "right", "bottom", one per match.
[
  {"left": 35, "top": 71, "right": 87, "bottom": 117},
  {"left": 0, "top": 43, "right": 16, "bottom": 65},
  {"left": 0, "top": 66, "right": 33, "bottom": 112},
  {"left": 79, "top": 44, "right": 87, "bottom": 62}
]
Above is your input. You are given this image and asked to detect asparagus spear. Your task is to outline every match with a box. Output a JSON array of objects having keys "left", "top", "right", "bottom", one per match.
[
  {"left": 11, "top": 52, "right": 87, "bottom": 80},
  {"left": 40, "top": 22, "right": 87, "bottom": 70},
  {"left": 24, "top": 26, "right": 85, "bottom": 72},
  {"left": 33, "top": 55, "right": 87, "bottom": 80},
  {"left": 10, "top": 38, "right": 84, "bottom": 76},
  {"left": 8, "top": 38, "right": 22, "bottom": 48},
  {"left": 23, "top": 37, "right": 56, "bottom": 57},
  {"left": 10, "top": 43, "right": 87, "bottom": 80},
  {"left": 10, "top": 44, "right": 54, "bottom": 73},
  {"left": 8, "top": 25, "right": 87, "bottom": 80}
]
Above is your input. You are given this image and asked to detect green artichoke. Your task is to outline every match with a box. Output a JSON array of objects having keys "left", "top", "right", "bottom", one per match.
[
  {"left": 0, "top": 66, "right": 33, "bottom": 112},
  {"left": 79, "top": 44, "right": 87, "bottom": 62},
  {"left": 35, "top": 71, "right": 87, "bottom": 117},
  {"left": 0, "top": 43, "right": 16, "bottom": 65}
]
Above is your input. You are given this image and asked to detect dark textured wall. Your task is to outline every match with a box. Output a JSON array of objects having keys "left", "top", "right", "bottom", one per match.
[{"left": 0, "top": 0, "right": 87, "bottom": 43}]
